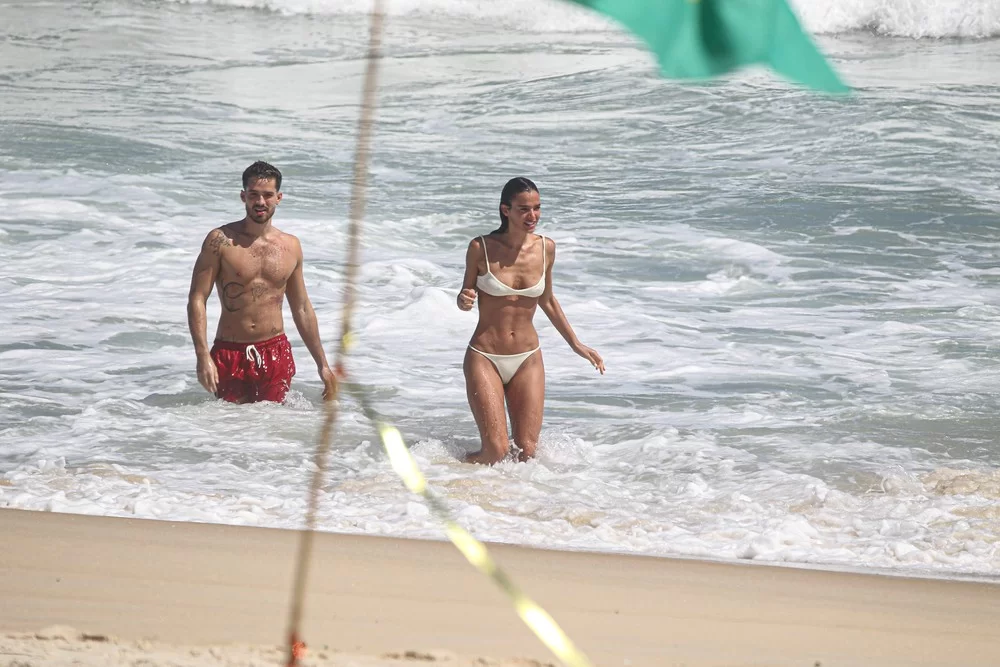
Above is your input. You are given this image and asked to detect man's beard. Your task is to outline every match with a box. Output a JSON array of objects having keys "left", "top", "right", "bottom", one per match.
[{"left": 249, "top": 208, "right": 271, "bottom": 223}]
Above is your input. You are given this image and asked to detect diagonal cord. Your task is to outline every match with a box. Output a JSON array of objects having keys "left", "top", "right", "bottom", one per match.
[{"left": 283, "top": 2, "right": 386, "bottom": 665}]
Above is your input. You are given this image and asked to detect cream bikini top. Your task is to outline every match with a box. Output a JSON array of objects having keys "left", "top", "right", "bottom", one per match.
[{"left": 475, "top": 235, "right": 546, "bottom": 298}]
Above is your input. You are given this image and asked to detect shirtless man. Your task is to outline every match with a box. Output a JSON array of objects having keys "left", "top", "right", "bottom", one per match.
[{"left": 187, "top": 161, "right": 337, "bottom": 403}]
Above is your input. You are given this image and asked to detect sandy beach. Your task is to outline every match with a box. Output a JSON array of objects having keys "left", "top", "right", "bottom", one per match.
[{"left": 1, "top": 508, "right": 998, "bottom": 666}]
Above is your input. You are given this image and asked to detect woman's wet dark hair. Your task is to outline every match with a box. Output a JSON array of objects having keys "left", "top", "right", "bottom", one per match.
[{"left": 493, "top": 177, "right": 539, "bottom": 234}]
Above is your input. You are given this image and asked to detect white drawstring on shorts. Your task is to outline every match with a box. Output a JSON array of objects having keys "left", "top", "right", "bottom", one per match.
[{"left": 246, "top": 344, "right": 263, "bottom": 368}]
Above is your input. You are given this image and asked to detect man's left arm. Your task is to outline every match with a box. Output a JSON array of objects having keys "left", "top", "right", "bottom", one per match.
[{"left": 286, "top": 238, "right": 337, "bottom": 399}]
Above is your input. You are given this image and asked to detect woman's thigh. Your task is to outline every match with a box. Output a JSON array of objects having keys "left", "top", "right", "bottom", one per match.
[
  {"left": 464, "top": 347, "right": 509, "bottom": 458},
  {"left": 504, "top": 350, "right": 544, "bottom": 460}
]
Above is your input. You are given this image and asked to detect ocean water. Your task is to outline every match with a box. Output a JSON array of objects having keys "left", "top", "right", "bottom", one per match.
[{"left": 2, "top": 0, "right": 1000, "bottom": 580}]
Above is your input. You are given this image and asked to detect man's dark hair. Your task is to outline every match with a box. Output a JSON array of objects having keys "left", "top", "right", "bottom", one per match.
[{"left": 242, "top": 161, "right": 282, "bottom": 191}]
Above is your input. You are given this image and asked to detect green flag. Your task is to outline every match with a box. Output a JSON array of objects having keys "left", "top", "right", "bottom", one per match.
[{"left": 567, "top": 0, "right": 849, "bottom": 94}]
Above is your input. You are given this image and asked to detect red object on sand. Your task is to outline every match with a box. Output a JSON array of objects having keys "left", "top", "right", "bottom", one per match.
[{"left": 286, "top": 634, "right": 307, "bottom": 666}]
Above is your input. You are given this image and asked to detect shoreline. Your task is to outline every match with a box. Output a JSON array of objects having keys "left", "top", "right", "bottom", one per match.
[{"left": 8, "top": 503, "right": 997, "bottom": 585}]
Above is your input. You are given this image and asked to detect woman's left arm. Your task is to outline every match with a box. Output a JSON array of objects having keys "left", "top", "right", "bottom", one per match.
[{"left": 537, "top": 237, "right": 605, "bottom": 374}]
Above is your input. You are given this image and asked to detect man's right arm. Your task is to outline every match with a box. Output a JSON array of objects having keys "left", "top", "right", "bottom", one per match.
[{"left": 187, "top": 229, "right": 225, "bottom": 393}]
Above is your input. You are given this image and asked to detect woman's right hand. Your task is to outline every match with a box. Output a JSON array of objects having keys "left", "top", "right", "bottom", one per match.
[
  {"left": 573, "top": 343, "right": 605, "bottom": 375},
  {"left": 457, "top": 288, "right": 477, "bottom": 311}
]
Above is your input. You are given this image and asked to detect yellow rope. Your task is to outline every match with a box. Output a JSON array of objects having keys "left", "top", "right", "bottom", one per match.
[{"left": 352, "top": 390, "right": 594, "bottom": 667}]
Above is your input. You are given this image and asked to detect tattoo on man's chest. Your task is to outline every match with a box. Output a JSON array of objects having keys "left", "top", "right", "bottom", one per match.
[
  {"left": 222, "top": 282, "right": 246, "bottom": 312},
  {"left": 222, "top": 281, "right": 269, "bottom": 312}
]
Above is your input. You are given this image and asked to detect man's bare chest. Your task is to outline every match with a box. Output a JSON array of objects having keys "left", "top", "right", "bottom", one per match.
[{"left": 221, "top": 242, "right": 295, "bottom": 284}]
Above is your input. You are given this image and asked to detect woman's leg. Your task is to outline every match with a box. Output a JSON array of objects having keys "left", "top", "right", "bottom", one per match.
[
  {"left": 504, "top": 350, "right": 545, "bottom": 461},
  {"left": 463, "top": 347, "right": 510, "bottom": 464}
]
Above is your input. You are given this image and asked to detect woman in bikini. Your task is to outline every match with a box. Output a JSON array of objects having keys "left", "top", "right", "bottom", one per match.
[{"left": 457, "top": 177, "right": 605, "bottom": 464}]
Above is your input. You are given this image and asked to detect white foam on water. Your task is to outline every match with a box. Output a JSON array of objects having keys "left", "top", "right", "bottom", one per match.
[
  {"left": 4, "top": 430, "right": 999, "bottom": 575},
  {"left": 3, "top": 1, "right": 1000, "bottom": 580},
  {"left": 154, "top": 0, "right": 1000, "bottom": 38},
  {"left": 796, "top": 0, "right": 1000, "bottom": 38},
  {"left": 4, "top": 149, "right": 1000, "bottom": 575}
]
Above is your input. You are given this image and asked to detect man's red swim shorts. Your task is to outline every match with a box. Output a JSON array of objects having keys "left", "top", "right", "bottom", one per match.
[{"left": 210, "top": 333, "right": 296, "bottom": 404}]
